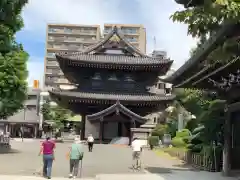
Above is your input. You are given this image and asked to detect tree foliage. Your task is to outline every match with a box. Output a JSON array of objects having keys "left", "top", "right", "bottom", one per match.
[
  {"left": 175, "top": 89, "right": 210, "bottom": 117},
  {"left": 171, "top": 0, "right": 240, "bottom": 64},
  {"left": 41, "top": 100, "right": 73, "bottom": 129},
  {"left": 0, "top": 0, "right": 29, "bottom": 118}
]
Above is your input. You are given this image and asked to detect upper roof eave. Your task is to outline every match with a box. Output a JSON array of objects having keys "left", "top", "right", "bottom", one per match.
[
  {"left": 55, "top": 53, "right": 173, "bottom": 66},
  {"left": 164, "top": 22, "right": 234, "bottom": 85}
]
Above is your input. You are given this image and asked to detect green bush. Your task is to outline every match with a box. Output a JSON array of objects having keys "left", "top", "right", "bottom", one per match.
[
  {"left": 151, "top": 124, "right": 168, "bottom": 139},
  {"left": 171, "top": 137, "right": 186, "bottom": 147},
  {"left": 148, "top": 136, "right": 159, "bottom": 147},
  {"left": 176, "top": 129, "right": 191, "bottom": 138}
]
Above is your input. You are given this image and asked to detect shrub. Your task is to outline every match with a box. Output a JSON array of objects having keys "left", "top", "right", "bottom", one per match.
[
  {"left": 176, "top": 129, "right": 191, "bottom": 138},
  {"left": 148, "top": 136, "right": 159, "bottom": 147},
  {"left": 151, "top": 124, "right": 168, "bottom": 139},
  {"left": 171, "top": 137, "right": 186, "bottom": 147}
]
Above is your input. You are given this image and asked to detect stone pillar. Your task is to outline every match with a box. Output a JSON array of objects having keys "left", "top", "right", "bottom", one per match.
[
  {"left": 223, "top": 105, "right": 231, "bottom": 176},
  {"left": 5, "top": 124, "right": 8, "bottom": 134},
  {"left": 80, "top": 115, "right": 86, "bottom": 140},
  {"left": 34, "top": 125, "right": 38, "bottom": 138}
]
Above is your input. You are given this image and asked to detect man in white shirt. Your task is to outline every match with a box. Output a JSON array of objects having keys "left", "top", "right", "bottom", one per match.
[
  {"left": 131, "top": 137, "right": 142, "bottom": 170},
  {"left": 87, "top": 134, "right": 94, "bottom": 152}
]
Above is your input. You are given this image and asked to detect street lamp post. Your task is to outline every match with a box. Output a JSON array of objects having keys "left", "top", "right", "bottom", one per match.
[{"left": 22, "top": 105, "right": 26, "bottom": 142}]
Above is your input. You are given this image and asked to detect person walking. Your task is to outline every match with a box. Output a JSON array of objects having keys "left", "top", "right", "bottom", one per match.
[
  {"left": 87, "top": 134, "right": 94, "bottom": 152},
  {"left": 39, "top": 136, "right": 56, "bottom": 179},
  {"left": 68, "top": 137, "right": 84, "bottom": 179},
  {"left": 131, "top": 137, "right": 142, "bottom": 170}
]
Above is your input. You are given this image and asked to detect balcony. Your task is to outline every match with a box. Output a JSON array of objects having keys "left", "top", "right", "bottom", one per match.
[
  {"left": 56, "top": 78, "right": 69, "bottom": 84},
  {"left": 46, "top": 61, "right": 58, "bottom": 67}
]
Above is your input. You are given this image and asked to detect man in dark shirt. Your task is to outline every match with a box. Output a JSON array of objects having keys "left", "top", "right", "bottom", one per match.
[{"left": 39, "top": 137, "right": 55, "bottom": 179}]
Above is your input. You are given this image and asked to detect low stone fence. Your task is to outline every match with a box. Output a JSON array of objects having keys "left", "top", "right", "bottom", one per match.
[{"left": 165, "top": 149, "right": 222, "bottom": 172}]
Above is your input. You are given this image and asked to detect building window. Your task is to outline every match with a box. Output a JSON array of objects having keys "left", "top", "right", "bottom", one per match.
[
  {"left": 153, "top": 117, "right": 157, "bottom": 123},
  {"left": 64, "top": 28, "right": 72, "bottom": 33},
  {"left": 157, "top": 83, "right": 165, "bottom": 89},
  {"left": 48, "top": 28, "right": 56, "bottom": 33},
  {"left": 128, "top": 37, "right": 137, "bottom": 42},
  {"left": 27, "top": 95, "right": 36, "bottom": 100},
  {"left": 129, "top": 28, "right": 138, "bottom": 34},
  {"left": 48, "top": 36, "right": 54, "bottom": 40},
  {"left": 165, "top": 88, "right": 171, "bottom": 94},
  {"left": 47, "top": 52, "right": 55, "bottom": 57},
  {"left": 26, "top": 105, "right": 36, "bottom": 110},
  {"left": 47, "top": 44, "right": 53, "bottom": 48}
]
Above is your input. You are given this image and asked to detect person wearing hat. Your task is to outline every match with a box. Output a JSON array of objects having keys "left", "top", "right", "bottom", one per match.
[
  {"left": 68, "top": 137, "right": 84, "bottom": 179},
  {"left": 131, "top": 137, "right": 142, "bottom": 170}
]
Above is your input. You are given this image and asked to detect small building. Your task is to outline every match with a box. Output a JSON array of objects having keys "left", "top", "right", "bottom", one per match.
[
  {"left": 2, "top": 88, "right": 41, "bottom": 138},
  {"left": 49, "top": 26, "right": 175, "bottom": 144}
]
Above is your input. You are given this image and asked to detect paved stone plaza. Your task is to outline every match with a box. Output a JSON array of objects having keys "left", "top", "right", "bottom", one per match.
[{"left": 0, "top": 140, "right": 237, "bottom": 180}]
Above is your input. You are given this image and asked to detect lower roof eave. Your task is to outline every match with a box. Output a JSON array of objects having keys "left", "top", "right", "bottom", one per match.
[
  {"left": 49, "top": 90, "right": 176, "bottom": 104},
  {"left": 86, "top": 101, "right": 148, "bottom": 123}
]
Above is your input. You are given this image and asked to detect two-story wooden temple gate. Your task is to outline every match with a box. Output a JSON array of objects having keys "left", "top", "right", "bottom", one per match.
[
  {"left": 49, "top": 26, "right": 175, "bottom": 145},
  {"left": 163, "top": 22, "right": 240, "bottom": 176}
]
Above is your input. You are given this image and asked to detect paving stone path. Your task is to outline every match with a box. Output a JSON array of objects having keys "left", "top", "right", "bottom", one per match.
[{"left": 0, "top": 141, "right": 237, "bottom": 180}]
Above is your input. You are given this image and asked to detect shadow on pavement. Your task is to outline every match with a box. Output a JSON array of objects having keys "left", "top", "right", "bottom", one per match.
[
  {"left": 145, "top": 166, "right": 200, "bottom": 174},
  {"left": 0, "top": 148, "right": 21, "bottom": 154}
]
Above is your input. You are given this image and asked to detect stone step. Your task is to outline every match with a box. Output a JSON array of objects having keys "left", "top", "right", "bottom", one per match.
[{"left": 0, "top": 175, "right": 95, "bottom": 180}]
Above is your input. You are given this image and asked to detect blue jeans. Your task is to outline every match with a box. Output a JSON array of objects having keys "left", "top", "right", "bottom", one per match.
[{"left": 43, "top": 154, "right": 54, "bottom": 177}]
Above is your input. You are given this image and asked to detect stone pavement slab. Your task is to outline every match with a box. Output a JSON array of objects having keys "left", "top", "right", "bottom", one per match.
[{"left": 96, "top": 174, "right": 164, "bottom": 180}]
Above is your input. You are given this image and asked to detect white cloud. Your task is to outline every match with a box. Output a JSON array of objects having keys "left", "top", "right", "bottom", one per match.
[{"left": 23, "top": 0, "right": 197, "bottom": 82}]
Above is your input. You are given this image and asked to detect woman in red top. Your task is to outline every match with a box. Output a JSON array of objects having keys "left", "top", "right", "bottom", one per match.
[{"left": 39, "top": 137, "right": 55, "bottom": 179}]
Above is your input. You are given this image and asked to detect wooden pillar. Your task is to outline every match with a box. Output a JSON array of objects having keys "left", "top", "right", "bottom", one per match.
[
  {"left": 99, "top": 118, "right": 104, "bottom": 144},
  {"left": 223, "top": 104, "right": 231, "bottom": 176},
  {"left": 129, "top": 119, "right": 136, "bottom": 145},
  {"left": 80, "top": 115, "right": 86, "bottom": 140}
]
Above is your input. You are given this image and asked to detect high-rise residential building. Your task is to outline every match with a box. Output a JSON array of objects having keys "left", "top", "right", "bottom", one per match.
[
  {"left": 103, "top": 24, "right": 146, "bottom": 54},
  {"left": 44, "top": 24, "right": 101, "bottom": 89}
]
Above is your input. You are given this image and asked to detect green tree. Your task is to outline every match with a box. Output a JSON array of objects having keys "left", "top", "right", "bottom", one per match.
[
  {"left": 171, "top": 0, "right": 240, "bottom": 64},
  {"left": 41, "top": 101, "right": 73, "bottom": 129},
  {"left": 0, "top": 0, "right": 29, "bottom": 118}
]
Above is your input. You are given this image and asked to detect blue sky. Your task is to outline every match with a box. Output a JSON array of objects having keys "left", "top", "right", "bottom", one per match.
[{"left": 16, "top": 0, "right": 197, "bottom": 87}]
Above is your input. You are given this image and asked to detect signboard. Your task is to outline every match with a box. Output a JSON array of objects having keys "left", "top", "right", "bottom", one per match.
[{"left": 33, "top": 80, "right": 39, "bottom": 89}]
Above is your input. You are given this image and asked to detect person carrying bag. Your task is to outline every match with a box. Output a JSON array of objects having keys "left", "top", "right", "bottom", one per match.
[{"left": 67, "top": 137, "right": 84, "bottom": 179}]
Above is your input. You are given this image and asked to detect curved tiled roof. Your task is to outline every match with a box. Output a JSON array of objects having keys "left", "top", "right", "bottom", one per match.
[
  {"left": 86, "top": 101, "right": 147, "bottom": 122},
  {"left": 49, "top": 90, "right": 175, "bottom": 102},
  {"left": 82, "top": 26, "right": 147, "bottom": 57}
]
